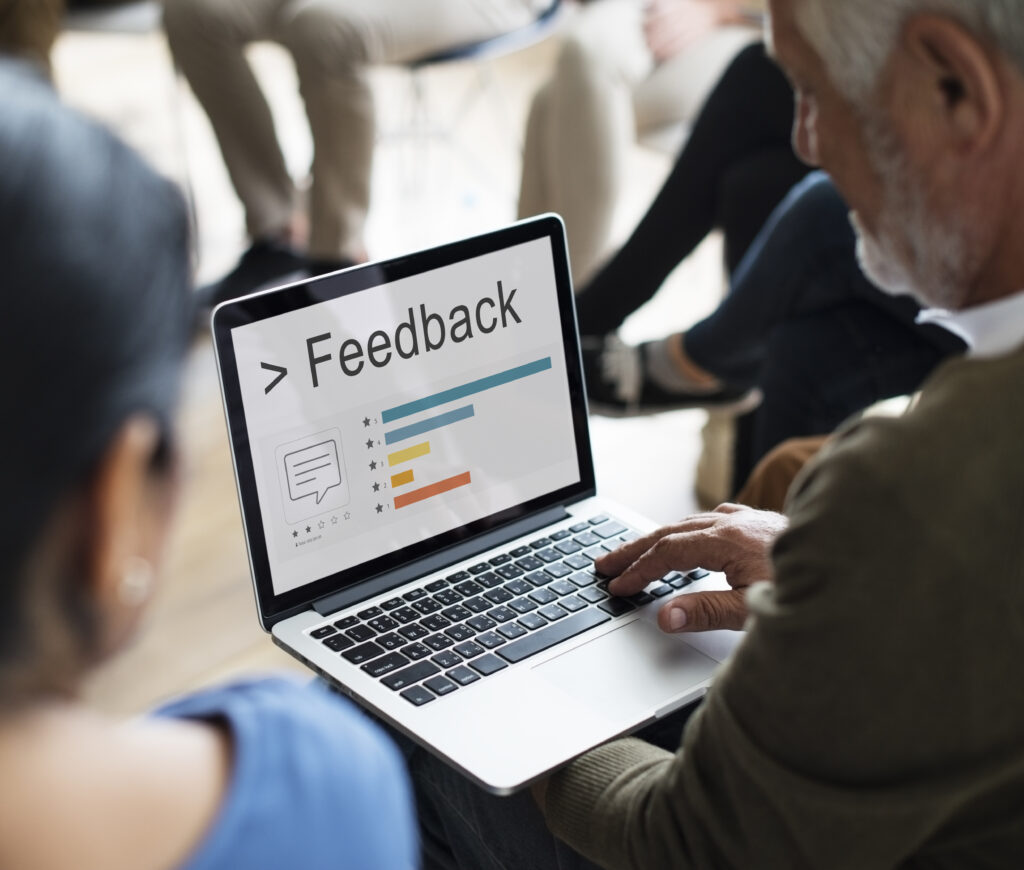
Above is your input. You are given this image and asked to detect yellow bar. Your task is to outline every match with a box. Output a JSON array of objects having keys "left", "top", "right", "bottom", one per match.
[
  {"left": 387, "top": 440, "right": 430, "bottom": 467},
  {"left": 390, "top": 469, "right": 414, "bottom": 488}
]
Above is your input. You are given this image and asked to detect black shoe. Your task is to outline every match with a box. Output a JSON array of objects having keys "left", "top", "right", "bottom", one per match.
[
  {"left": 580, "top": 335, "right": 760, "bottom": 416},
  {"left": 196, "top": 239, "right": 308, "bottom": 312}
]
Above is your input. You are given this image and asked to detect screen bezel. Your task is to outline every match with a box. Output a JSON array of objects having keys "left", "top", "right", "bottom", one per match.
[{"left": 212, "top": 216, "right": 596, "bottom": 627}]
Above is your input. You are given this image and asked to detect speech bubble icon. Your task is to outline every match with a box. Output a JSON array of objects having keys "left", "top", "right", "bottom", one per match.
[{"left": 284, "top": 440, "right": 343, "bottom": 505}]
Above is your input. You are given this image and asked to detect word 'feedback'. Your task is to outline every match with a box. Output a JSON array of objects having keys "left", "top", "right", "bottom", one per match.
[{"left": 306, "top": 281, "right": 522, "bottom": 385}]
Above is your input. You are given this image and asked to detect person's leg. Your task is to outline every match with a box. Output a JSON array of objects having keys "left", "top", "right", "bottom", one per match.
[
  {"left": 734, "top": 435, "right": 829, "bottom": 512},
  {"left": 280, "top": 0, "right": 536, "bottom": 263},
  {"left": 164, "top": 0, "right": 297, "bottom": 242},
  {"left": 575, "top": 42, "right": 798, "bottom": 336},
  {"left": 517, "top": 0, "right": 650, "bottom": 285}
]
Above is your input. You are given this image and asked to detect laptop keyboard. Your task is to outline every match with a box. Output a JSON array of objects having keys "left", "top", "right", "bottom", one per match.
[{"left": 307, "top": 515, "right": 709, "bottom": 706}]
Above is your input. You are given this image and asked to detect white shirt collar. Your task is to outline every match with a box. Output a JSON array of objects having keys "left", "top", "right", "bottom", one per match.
[{"left": 916, "top": 290, "right": 1024, "bottom": 358}]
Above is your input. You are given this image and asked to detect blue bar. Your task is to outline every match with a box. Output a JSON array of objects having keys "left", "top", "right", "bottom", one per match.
[
  {"left": 382, "top": 357, "right": 552, "bottom": 423},
  {"left": 384, "top": 405, "right": 475, "bottom": 445}
]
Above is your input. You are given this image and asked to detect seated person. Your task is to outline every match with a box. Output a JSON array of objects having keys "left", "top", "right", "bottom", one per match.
[
  {"left": 163, "top": 0, "right": 552, "bottom": 307},
  {"left": 518, "top": 0, "right": 761, "bottom": 283},
  {"left": 0, "top": 61, "right": 416, "bottom": 870},
  {"left": 0, "top": 0, "right": 60, "bottom": 73},
  {"left": 398, "top": 0, "right": 1024, "bottom": 865}
]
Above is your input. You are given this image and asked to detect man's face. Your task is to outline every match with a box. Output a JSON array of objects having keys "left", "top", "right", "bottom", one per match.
[{"left": 768, "top": 0, "right": 976, "bottom": 309}]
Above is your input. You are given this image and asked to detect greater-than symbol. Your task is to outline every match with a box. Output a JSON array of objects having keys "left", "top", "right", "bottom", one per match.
[{"left": 261, "top": 361, "right": 288, "bottom": 394}]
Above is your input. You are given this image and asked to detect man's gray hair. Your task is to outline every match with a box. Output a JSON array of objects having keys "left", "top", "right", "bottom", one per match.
[{"left": 795, "top": 0, "right": 1024, "bottom": 103}]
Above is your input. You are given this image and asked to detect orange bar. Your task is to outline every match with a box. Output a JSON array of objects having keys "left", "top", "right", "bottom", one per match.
[
  {"left": 390, "top": 469, "right": 414, "bottom": 488},
  {"left": 394, "top": 471, "right": 472, "bottom": 510}
]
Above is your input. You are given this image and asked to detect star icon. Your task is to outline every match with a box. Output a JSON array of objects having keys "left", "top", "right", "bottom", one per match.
[
  {"left": 369, "top": 460, "right": 377, "bottom": 471},
  {"left": 372, "top": 481, "right": 381, "bottom": 492},
  {"left": 362, "top": 416, "right": 371, "bottom": 427},
  {"left": 365, "top": 438, "right": 374, "bottom": 449},
  {"left": 331, "top": 516, "right": 338, "bottom": 525},
  {"left": 375, "top": 503, "right": 384, "bottom": 514},
  {"left": 344, "top": 512, "right": 351, "bottom": 520},
  {"left": 292, "top": 530, "right": 298, "bottom": 538},
  {"left": 318, "top": 520, "right": 325, "bottom": 530},
  {"left": 305, "top": 526, "right": 311, "bottom": 533}
]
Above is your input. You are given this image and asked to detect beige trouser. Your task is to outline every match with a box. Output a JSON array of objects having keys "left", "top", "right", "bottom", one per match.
[
  {"left": 517, "top": 0, "right": 755, "bottom": 283},
  {"left": 164, "top": 0, "right": 543, "bottom": 260}
]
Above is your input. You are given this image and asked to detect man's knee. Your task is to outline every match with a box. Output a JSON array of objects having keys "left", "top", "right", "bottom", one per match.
[
  {"left": 163, "top": 0, "right": 236, "bottom": 45},
  {"left": 280, "top": 4, "right": 369, "bottom": 73}
]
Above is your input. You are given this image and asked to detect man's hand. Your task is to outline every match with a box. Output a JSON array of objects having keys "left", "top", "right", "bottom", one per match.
[
  {"left": 595, "top": 504, "right": 787, "bottom": 632},
  {"left": 643, "top": 0, "right": 732, "bottom": 63}
]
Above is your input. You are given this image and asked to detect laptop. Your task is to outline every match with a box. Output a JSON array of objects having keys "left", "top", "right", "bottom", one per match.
[{"left": 212, "top": 215, "right": 740, "bottom": 794}]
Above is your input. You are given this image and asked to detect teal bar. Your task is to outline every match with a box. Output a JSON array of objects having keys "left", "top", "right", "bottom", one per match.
[
  {"left": 384, "top": 404, "right": 475, "bottom": 445},
  {"left": 381, "top": 357, "right": 552, "bottom": 423}
]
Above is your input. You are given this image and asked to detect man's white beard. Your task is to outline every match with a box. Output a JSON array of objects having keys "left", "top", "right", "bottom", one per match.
[{"left": 851, "top": 114, "right": 976, "bottom": 311}]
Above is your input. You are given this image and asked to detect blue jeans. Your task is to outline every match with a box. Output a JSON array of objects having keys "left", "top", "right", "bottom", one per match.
[{"left": 684, "top": 172, "right": 965, "bottom": 489}]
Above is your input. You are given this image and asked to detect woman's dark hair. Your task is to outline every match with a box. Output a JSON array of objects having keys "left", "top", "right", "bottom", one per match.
[{"left": 0, "top": 60, "right": 192, "bottom": 664}]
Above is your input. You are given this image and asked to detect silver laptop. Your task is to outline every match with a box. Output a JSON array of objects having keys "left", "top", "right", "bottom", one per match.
[{"left": 212, "top": 215, "right": 740, "bottom": 794}]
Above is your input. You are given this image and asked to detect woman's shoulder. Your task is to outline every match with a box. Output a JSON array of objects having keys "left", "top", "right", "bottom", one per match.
[{"left": 157, "top": 676, "right": 417, "bottom": 870}]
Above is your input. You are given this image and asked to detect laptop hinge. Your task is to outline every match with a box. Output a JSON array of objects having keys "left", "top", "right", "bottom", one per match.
[{"left": 312, "top": 506, "right": 570, "bottom": 617}]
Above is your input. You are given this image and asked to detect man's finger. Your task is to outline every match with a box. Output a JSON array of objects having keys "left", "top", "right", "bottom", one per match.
[
  {"left": 605, "top": 532, "right": 709, "bottom": 595},
  {"left": 657, "top": 588, "right": 748, "bottom": 633},
  {"left": 595, "top": 515, "right": 718, "bottom": 578}
]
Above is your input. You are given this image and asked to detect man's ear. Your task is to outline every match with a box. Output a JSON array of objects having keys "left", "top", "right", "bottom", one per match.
[
  {"left": 85, "top": 416, "right": 175, "bottom": 657},
  {"left": 902, "top": 14, "right": 1004, "bottom": 154}
]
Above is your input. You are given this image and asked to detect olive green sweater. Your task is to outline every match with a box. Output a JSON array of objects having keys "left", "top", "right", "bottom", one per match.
[{"left": 544, "top": 344, "right": 1024, "bottom": 868}]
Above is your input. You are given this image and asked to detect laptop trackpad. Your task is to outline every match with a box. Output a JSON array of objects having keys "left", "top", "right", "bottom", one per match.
[{"left": 534, "top": 619, "right": 718, "bottom": 716}]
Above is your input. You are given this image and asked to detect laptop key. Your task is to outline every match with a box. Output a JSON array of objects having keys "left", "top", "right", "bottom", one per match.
[
  {"left": 483, "top": 587, "right": 514, "bottom": 605},
  {"left": 579, "top": 586, "right": 608, "bottom": 604},
  {"left": 467, "top": 615, "right": 496, "bottom": 632},
  {"left": 497, "top": 622, "right": 528, "bottom": 640},
  {"left": 311, "top": 625, "right": 336, "bottom": 639},
  {"left": 468, "top": 562, "right": 491, "bottom": 575},
  {"left": 403, "top": 642, "right": 431, "bottom": 661},
  {"left": 454, "top": 641, "right": 485, "bottom": 659},
  {"left": 447, "top": 666, "right": 480, "bottom": 686},
  {"left": 549, "top": 579, "right": 576, "bottom": 597},
  {"left": 534, "top": 547, "right": 561, "bottom": 563},
  {"left": 402, "top": 588, "right": 427, "bottom": 602},
  {"left": 342, "top": 641, "right": 386, "bottom": 664},
  {"left": 560, "top": 595, "right": 588, "bottom": 613},
  {"left": 447, "top": 570, "right": 471, "bottom": 583},
  {"left": 369, "top": 616, "right": 399, "bottom": 633},
  {"left": 423, "top": 633, "right": 454, "bottom": 651},
  {"left": 510, "top": 545, "right": 532, "bottom": 558},
  {"left": 554, "top": 539, "right": 582, "bottom": 555},
  {"left": 526, "top": 571, "right": 553, "bottom": 587},
  {"left": 391, "top": 606, "right": 420, "bottom": 624},
  {"left": 529, "top": 588, "right": 557, "bottom": 605},
  {"left": 454, "top": 580, "right": 484, "bottom": 596},
  {"left": 469, "top": 654, "right": 507, "bottom": 676},
  {"left": 588, "top": 515, "right": 609, "bottom": 525},
  {"left": 441, "top": 604, "right": 472, "bottom": 622},
  {"left": 569, "top": 571, "right": 597, "bottom": 588},
  {"left": 497, "top": 608, "right": 611, "bottom": 664},
  {"left": 421, "top": 614, "right": 451, "bottom": 632},
  {"left": 463, "top": 596, "right": 490, "bottom": 613},
  {"left": 509, "top": 596, "right": 537, "bottom": 614},
  {"left": 377, "top": 632, "right": 407, "bottom": 651},
  {"left": 381, "top": 660, "right": 440, "bottom": 691},
  {"left": 544, "top": 562, "right": 573, "bottom": 579},
  {"left": 550, "top": 529, "right": 572, "bottom": 541},
  {"left": 599, "top": 598, "right": 636, "bottom": 617},
  {"left": 324, "top": 634, "right": 355, "bottom": 652},
  {"left": 574, "top": 531, "right": 601, "bottom": 547},
  {"left": 629, "top": 592, "right": 654, "bottom": 606},
  {"left": 425, "top": 579, "right": 448, "bottom": 593},
  {"left": 475, "top": 631, "right": 506, "bottom": 649},
  {"left": 433, "top": 588, "right": 463, "bottom": 606},
  {"left": 445, "top": 624, "right": 476, "bottom": 642},
  {"left": 584, "top": 545, "right": 607, "bottom": 560},
  {"left": 518, "top": 613, "right": 547, "bottom": 631},
  {"left": 538, "top": 604, "right": 568, "bottom": 621},
  {"left": 361, "top": 651, "right": 410, "bottom": 678},
  {"left": 475, "top": 571, "right": 503, "bottom": 589},
  {"left": 569, "top": 522, "right": 590, "bottom": 533},
  {"left": 496, "top": 564, "right": 524, "bottom": 580},
  {"left": 334, "top": 615, "right": 359, "bottom": 629},
  {"left": 424, "top": 675, "right": 458, "bottom": 697},
  {"left": 431, "top": 650, "right": 463, "bottom": 669},
  {"left": 412, "top": 598, "right": 442, "bottom": 615},
  {"left": 486, "top": 606, "right": 517, "bottom": 623},
  {"left": 357, "top": 606, "right": 383, "bottom": 620},
  {"left": 381, "top": 597, "right": 404, "bottom": 611},
  {"left": 346, "top": 624, "right": 376, "bottom": 642},
  {"left": 649, "top": 584, "right": 673, "bottom": 598},
  {"left": 515, "top": 555, "right": 544, "bottom": 572},
  {"left": 529, "top": 536, "right": 552, "bottom": 549},
  {"left": 398, "top": 623, "right": 429, "bottom": 641},
  {"left": 488, "top": 553, "right": 512, "bottom": 566},
  {"left": 400, "top": 685, "right": 435, "bottom": 706},
  {"left": 504, "top": 578, "right": 532, "bottom": 596},
  {"left": 564, "top": 554, "right": 592, "bottom": 571},
  {"left": 594, "top": 521, "right": 627, "bottom": 539},
  {"left": 687, "top": 568, "right": 710, "bottom": 581}
]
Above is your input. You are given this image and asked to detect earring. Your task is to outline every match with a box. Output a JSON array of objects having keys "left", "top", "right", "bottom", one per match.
[{"left": 118, "top": 556, "right": 155, "bottom": 607}]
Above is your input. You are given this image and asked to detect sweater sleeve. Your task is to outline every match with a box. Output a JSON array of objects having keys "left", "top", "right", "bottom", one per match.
[{"left": 542, "top": 403, "right": 1024, "bottom": 869}]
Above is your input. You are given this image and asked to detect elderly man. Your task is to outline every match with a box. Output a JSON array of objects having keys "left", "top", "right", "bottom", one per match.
[{"left": 400, "top": 0, "right": 1024, "bottom": 866}]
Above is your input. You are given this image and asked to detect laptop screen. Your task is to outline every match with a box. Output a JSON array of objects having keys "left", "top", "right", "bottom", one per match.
[{"left": 214, "top": 218, "right": 595, "bottom": 624}]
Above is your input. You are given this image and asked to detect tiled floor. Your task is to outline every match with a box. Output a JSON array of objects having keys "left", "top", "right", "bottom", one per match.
[{"left": 53, "top": 23, "right": 726, "bottom": 714}]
